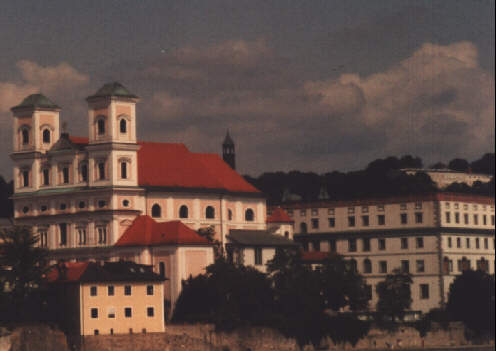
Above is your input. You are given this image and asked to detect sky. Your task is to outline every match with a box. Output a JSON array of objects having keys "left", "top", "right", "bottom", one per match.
[{"left": 0, "top": 0, "right": 494, "bottom": 178}]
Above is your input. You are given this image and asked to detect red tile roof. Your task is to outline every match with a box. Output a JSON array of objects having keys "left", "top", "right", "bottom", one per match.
[
  {"left": 267, "top": 207, "right": 294, "bottom": 223},
  {"left": 67, "top": 136, "right": 260, "bottom": 194},
  {"left": 46, "top": 262, "right": 89, "bottom": 282},
  {"left": 115, "top": 215, "right": 212, "bottom": 247}
]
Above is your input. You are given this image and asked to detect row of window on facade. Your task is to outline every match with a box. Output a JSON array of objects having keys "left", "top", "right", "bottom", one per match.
[
  {"left": 446, "top": 236, "right": 494, "bottom": 250},
  {"left": 90, "top": 284, "right": 155, "bottom": 297},
  {"left": 19, "top": 159, "right": 132, "bottom": 188},
  {"left": 90, "top": 306, "right": 155, "bottom": 320},
  {"left": 444, "top": 202, "right": 494, "bottom": 212},
  {"left": 19, "top": 127, "right": 52, "bottom": 146},
  {"left": 38, "top": 223, "right": 108, "bottom": 248},
  {"left": 150, "top": 204, "right": 256, "bottom": 221},
  {"left": 445, "top": 212, "right": 495, "bottom": 226},
  {"left": 18, "top": 118, "right": 130, "bottom": 148},
  {"left": 285, "top": 202, "right": 425, "bottom": 218},
  {"left": 304, "top": 236, "right": 426, "bottom": 253},
  {"left": 299, "top": 212, "right": 425, "bottom": 232},
  {"left": 443, "top": 256, "right": 490, "bottom": 273},
  {"left": 21, "top": 199, "right": 108, "bottom": 216}
]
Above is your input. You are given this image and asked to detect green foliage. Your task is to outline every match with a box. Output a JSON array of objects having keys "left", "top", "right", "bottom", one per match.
[
  {"left": 172, "top": 257, "right": 275, "bottom": 331},
  {"left": 447, "top": 269, "right": 495, "bottom": 338},
  {"left": 0, "top": 226, "right": 49, "bottom": 321},
  {"left": 174, "top": 249, "right": 371, "bottom": 349},
  {"left": 376, "top": 268, "right": 413, "bottom": 323},
  {"left": 319, "top": 255, "right": 369, "bottom": 312},
  {"left": 0, "top": 176, "right": 13, "bottom": 218}
]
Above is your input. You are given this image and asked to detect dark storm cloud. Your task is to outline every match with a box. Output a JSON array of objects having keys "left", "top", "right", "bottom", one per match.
[{"left": 0, "top": 1, "right": 493, "bottom": 178}]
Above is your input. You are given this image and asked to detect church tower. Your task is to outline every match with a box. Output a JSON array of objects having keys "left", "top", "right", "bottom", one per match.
[
  {"left": 222, "top": 130, "right": 235, "bottom": 170},
  {"left": 11, "top": 94, "right": 61, "bottom": 192},
  {"left": 85, "top": 82, "right": 140, "bottom": 187}
]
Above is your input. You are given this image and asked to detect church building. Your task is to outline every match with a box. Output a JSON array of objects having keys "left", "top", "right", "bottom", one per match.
[{"left": 10, "top": 82, "right": 267, "bottom": 307}]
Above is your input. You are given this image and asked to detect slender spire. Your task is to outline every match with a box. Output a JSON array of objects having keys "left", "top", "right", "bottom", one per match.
[{"left": 222, "top": 130, "right": 236, "bottom": 170}]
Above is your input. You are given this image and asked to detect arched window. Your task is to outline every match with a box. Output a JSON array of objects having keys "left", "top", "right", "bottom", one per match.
[
  {"left": 179, "top": 205, "right": 189, "bottom": 219},
  {"left": 228, "top": 209, "right": 233, "bottom": 221},
  {"left": 121, "top": 161, "right": 128, "bottom": 179},
  {"left": 98, "top": 161, "right": 105, "bottom": 180},
  {"left": 80, "top": 163, "right": 88, "bottom": 182},
  {"left": 159, "top": 262, "right": 166, "bottom": 278},
  {"left": 206, "top": 206, "right": 215, "bottom": 219},
  {"left": 120, "top": 119, "right": 127, "bottom": 133},
  {"left": 363, "top": 259, "right": 372, "bottom": 274},
  {"left": 42, "top": 129, "right": 50, "bottom": 143},
  {"left": 300, "top": 222, "right": 307, "bottom": 234},
  {"left": 245, "top": 208, "right": 254, "bottom": 221},
  {"left": 97, "top": 118, "right": 105, "bottom": 135},
  {"left": 21, "top": 128, "right": 29, "bottom": 145},
  {"left": 151, "top": 204, "right": 161, "bottom": 218}
]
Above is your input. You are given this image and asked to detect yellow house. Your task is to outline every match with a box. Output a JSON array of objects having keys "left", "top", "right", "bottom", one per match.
[{"left": 47, "top": 261, "right": 165, "bottom": 336}]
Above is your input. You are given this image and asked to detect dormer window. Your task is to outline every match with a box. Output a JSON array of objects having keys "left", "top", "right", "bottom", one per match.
[
  {"left": 120, "top": 119, "right": 127, "bottom": 133},
  {"left": 97, "top": 118, "right": 105, "bottom": 135},
  {"left": 42, "top": 129, "right": 51, "bottom": 144}
]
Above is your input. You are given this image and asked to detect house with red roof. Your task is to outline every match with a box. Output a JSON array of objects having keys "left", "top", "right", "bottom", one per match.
[
  {"left": 10, "top": 82, "right": 266, "bottom": 310},
  {"left": 47, "top": 261, "right": 166, "bottom": 335}
]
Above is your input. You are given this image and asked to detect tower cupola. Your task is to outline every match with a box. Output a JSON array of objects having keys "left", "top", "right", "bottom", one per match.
[{"left": 222, "top": 130, "right": 236, "bottom": 170}]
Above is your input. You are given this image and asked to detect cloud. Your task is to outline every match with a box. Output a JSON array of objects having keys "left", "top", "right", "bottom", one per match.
[
  {"left": 137, "top": 40, "right": 493, "bottom": 174},
  {"left": 0, "top": 61, "right": 89, "bottom": 178}
]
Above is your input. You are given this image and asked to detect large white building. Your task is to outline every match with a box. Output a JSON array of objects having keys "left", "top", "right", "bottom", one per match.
[
  {"left": 401, "top": 168, "right": 492, "bottom": 189},
  {"left": 271, "top": 193, "right": 495, "bottom": 313},
  {"left": 10, "top": 82, "right": 267, "bottom": 308}
]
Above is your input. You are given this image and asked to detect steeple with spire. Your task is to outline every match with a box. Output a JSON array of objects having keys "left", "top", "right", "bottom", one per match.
[{"left": 222, "top": 130, "right": 236, "bottom": 170}]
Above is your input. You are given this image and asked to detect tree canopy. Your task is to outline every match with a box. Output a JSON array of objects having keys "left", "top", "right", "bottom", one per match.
[
  {"left": 447, "top": 269, "right": 495, "bottom": 338},
  {"left": 376, "top": 268, "right": 413, "bottom": 323}
]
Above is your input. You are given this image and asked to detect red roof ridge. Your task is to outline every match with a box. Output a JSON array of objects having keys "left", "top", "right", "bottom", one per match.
[
  {"left": 267, "top": 207, "right": 294, "bottom": 223},
  {"left": 115, "top": 215, "right": 211, "bottom": 247}
]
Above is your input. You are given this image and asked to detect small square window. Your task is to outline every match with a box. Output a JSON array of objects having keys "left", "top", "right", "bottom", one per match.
[
  {"left": 124, "top": 285, "right": 132, "bottom": 296},
  {"left": 415, "top": 202, "right": 422, "bottom": 210},
  {"left": 90, "top": 286, "right": 97, "bottom": 296},
  {"left": 377, "top": 205, "right": 385, "bottom": 212},
  {"left": 348, "top": 207, "right": 355, "bottom": 214},
  {"left": 108, "top": 307, "right": 115, "bottom": 319},
  {"left": 255, "top": 247, "right": 263, "bottom": 265},
  {"left": 378, "top": 238, "right": 386, "bottom": 250},
  {"left": 311, "top": 218, "right": 319, "bottom": 229},
  {"left": 361, "top": 206, "right": 368, "bottom": 213},
  {"left": 447, "top": 237, "right": 452, "bottom": 248},
  {"left": 328, "top": 208, "right": 335, "bottom": 215},
  {"left": 416, "top": 260, "right": 425, "bottom": 273},
  {"left": 91, "top": 308, "right": 98, "bottom": 319},
  {"left": 125, "top": 307, "right": 132, "bottom": 318},
  {"left": 362, "top": 238, "right": 371, "bottom": 252},
  {"left": 416, "top": 237, "right": 424, "bottom": 248},
  {"left": 379, "top": 261, "right": 388, "bottom": 273},
  {"left": 401, "top": 260, "right": 410, "bottom": 273},
  {"left": 420, "top": 284, "right": 429, "bottom": 299},
  {"left": 415, "top": 212, "right": 423, "bottom": 224},
  {"left": 300, "top": 209, "right": 306, "bottom": 217},
  {"left": 146, "top": 285, "right": 154, "bottom": 296},
  {"left": 377, "top": 215, "right": 385, "bottom": 225},
  {"left": 328, "top": 217, "right": 335, "bottom": 227},
  {"left": 400, "top": 213, "right": 407, "bottom": 224},
  {"left": 147, "top": 307, "right": 154, "bottom": 317},
  {"left": 311, "top": 208, "right": 318, "bottom": 216},
  {"left": 348, "top": 239, "right": 357, "bottom": 252},
  {"left": 401, "top": 237, "right": 408, "bottom": 249},
  {"left": 108, "top": 285, "right": 114, "bottom": 296}
]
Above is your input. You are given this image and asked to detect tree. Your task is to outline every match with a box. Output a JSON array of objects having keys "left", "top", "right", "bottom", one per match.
[
  {"left": 376, "top": 268, "right": 413, "bottom": 323},
  {"left": 447, "top": 269, "right": 495, "bottom": 338},
  {"left": 448, "top": 158, "right": 470, "bottom": 172},
  {"left": 319, "top": 254, "right": 370, "bottom": 312},
  {"left": 172, "top": 257, "right": 275, "bottom": 331},
  {"left": 0, "top": 175, "right": 13, "bottom": 218},
  {"left": 0, "top": 226, "right": 49, "bottom": 318},
  {"left": 470, "top": 153, "right": 495, "bottom": 175}
]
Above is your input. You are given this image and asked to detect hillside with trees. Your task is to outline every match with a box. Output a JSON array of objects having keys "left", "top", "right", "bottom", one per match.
[{"left": 244, "top": 153, "right": 495, "bottom": 204}]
